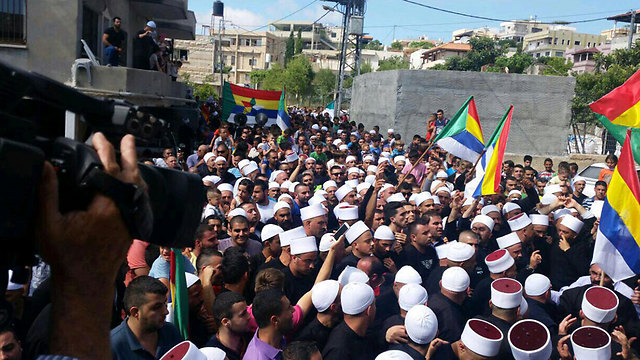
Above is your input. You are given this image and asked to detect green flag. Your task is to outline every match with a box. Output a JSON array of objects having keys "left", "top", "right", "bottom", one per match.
[
  {"left": 170, "top": 248, "right": 189, "bottom": 339},
  {"left": 597, "top": 114, "right": 640, "bottom": 162}
]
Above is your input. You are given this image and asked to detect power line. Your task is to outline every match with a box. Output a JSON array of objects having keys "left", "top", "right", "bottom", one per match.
[{"left": 249, "top": 0, "right": 319, "bottom": 32}]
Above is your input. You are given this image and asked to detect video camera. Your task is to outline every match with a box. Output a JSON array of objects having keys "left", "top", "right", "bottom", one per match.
[{"left": 0, "top": 60, "right": 206, "bottom": 271}]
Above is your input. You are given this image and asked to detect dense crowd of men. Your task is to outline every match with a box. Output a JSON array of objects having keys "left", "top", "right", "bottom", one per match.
[{"left": 2, "top": 107, "right": 637, "bottom": 360}]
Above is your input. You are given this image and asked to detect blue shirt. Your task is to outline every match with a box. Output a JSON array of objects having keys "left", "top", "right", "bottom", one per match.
[
  {"left": 148, "top": 255, "right": 196, "bottom": 279},
  {"left": 110, "top": 318, "right": 183, "bottom": 360}
]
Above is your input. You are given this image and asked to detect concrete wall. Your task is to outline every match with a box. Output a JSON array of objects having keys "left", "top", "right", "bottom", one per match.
[{"left": 351, "top": 70, "right": 576, "bottom": 156}]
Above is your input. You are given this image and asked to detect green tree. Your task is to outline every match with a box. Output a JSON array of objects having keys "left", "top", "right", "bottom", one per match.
[
  {"left": 486, "top": 53, "right": 534, "bottom": 74},
  {"left": 260, "top": 63, "right": 287, "bottom": 91},
  {"left": 364, "top": 39, "right": 383, "bottom": 51},
  {"left": 181, "top": 73, "right": 218, "bottom": 100},
  {"left": 285, "top": 31, "right": 295, "bottom": 64},
  {"left": 377, "top": 56, "right": 410, "bottom": 71},
  {"left": 295, "top": 29, "right": 303, "bottom": 55},
  {"left": 464, "top": 36, "right": 505, "bottom": 71},
  {"left": 408, "top": 41, "right": 434, "bottom": 49},
  {"left": 360, "top": 62, "right": 373, "bottom": 74},
  {"left": 313, "top": 69, "right": 336, "bottom": 104},
  {"left": 249, "top": 69, "right": 268, "bottom": 88},
  {"left": 284, "top": 56, "right": 314, "bottom": 100},
  {"left": 391, "top": 41, "right": 403, "bottom": 50},
  {"left": 537, "top": 56, "right": 573, "bottom": 76}
]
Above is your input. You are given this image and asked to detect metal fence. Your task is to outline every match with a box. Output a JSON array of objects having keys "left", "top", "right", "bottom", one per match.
[
  {"left": 567, "top": 128, "right": 620, "bottom": 155},
  {"left": 0, "top": 0, "right": 26, "bottom": 45}
]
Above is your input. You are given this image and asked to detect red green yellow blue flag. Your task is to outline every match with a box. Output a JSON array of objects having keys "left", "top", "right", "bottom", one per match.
[
  {"left": 590, "top": 68, "right": 640, "bottom": 128},
  {"left": 220, "top": 81, "right": 282, "bottom": 127},
  {"left": 432, "top": 96, "right": 484, "bottom": 162}
]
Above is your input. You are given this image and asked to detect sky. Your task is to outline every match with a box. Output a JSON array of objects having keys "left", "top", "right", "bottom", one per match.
[{"left": 188, "top": 0, "right": 639, "bottom": 44}]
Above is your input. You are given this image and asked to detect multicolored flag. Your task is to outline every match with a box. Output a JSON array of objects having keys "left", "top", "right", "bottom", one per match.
[
  {"left": 432, "top": 96, "right": 484, "bottom": 162},
  {"left": 590, "top": 69, "right": 640, "bottom": 128},
  {"left": 324, "top": 100, "right": 336, "bottom": 119},
  {"left": 220, "top": 82, "right": 282, "bottom": 127},
  {"left": 472, "top": 105, "right": 514, "bottom": 197},
  {"left": 592, "top": 129, "right": 640, "bottom": 282},
  {"left": 276, "top": 87, "right": 291, "bottom": 131},
  {"left": 170, "top": 248, "right": 189, "bottom": 340}
]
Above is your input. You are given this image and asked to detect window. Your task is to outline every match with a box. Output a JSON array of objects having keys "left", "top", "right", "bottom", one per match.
[
  {"left": 248, "top": 58, "right": 255, "bottom": 66},
  {"left": 231, "top": 55, "right": 235, "bottom": 65},
  {"left": 331, "top": 32, "right": 337, "bottom": 38},
  {"left": 0, "top": 0, "right": 26, "bottom": 45},
  {"left": 250, "top": 39, "right": 261, "bottom": 46},
  {"left": 555, "top": 51, "right": 563, "bottom": 57},
  {"left": 545, "top": 51, "right": 550, "bottom": 56},
  {"left": 244, "top": 38, "right": 250, "bottom": 46},
  {"left": 574, "top": 40, "right": 580, "bottom": 46},
  {"left": 553, "top": 38, "right": 557, "bottom": 45},
  {"left": 561, "top": 39, "right": 565, "bottom": 45},
  {"left": 231, "top": 38, "right": 236, "bottom": 45},
  {"left": 179, "top": 49, "right": 188, "bottom": 61}
]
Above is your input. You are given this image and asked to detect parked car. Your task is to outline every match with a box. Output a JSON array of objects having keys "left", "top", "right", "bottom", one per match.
[{"left": 577, "top": 162, "right": 640, "bottom": 198}]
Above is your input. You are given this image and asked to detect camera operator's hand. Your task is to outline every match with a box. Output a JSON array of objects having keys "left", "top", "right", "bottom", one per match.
[{"left": 37, "top": 133, "right": 144, "bottom": 360}]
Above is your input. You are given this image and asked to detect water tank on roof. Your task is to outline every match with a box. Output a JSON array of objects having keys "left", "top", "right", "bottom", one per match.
[{"left": 213, "top": 1, "right": 224, "bottom": 17}]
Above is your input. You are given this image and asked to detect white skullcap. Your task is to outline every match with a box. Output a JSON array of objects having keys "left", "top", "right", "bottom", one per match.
[
  {"left": 481, "top": 205, "right": 500, "bottom": 215},
  {"left": 386, "top": 193, "right": 406, "bottom": 203},
  {"left": 502, "top": 202, "right": 521, "bottom": 215},
  {"left": 508, "top": 190, "right": 522, "bottom": 198},
  {"left": 357, "top": 182, "right": 372, "bottom": 193},
  {"left": 414, "top": 192, "right": 432, "bottom": 207},
  {"left": 368, "top": 130, "right": 376, "bottom": 135},
  {"left": 377, "top": 183, "right": 394, "bottom": 195},
  {"left": 319, "top": 233, "right": 336, "bottom": 252},
  {"left": 435, "top": 242, "right": 453, "bottom": 260},
  {"left": 323, "top": 180, "right": 338, "bottom": 190},
  {"left": 334, "top": 203, "right": 359, "bottom": 221},
  {"left": 290, "top": 236, "right": 318, "bottom": 255},
  {"left": 228, "top": 208, "right": 247, "bottom": 219},
  {"left": 345, "top": 179, "right": 359, "bottom": 188},
  {"left": 544, "top": 184, "right": 562, "bottom": 195},
  {"left": 367, "top": 164, "right": 378, "bottom": 173},
  {"left": 312, "top": 124, "right": 320, "bottom": 130},
  {"left": 507, "top": 213, "right": 532, "bottom": 231},
  {"left": 572, "top": 176, "right": 586, "bottom": 185},
  {"left": 571, "top": 326, "right": 612, "bottom": 360},
  {"left": 285, "top": 153, "right": 299, "bottom": 163},
  {"left": 485, "top": 249, "right": 515, "bottom": 274},
  {"left": 471, "top": 215, "right": 495, "bottom": 232},
  {"left": 560, "top": 215, "right": 583, "bottom": 233},
  {"left": 336, "top": 184, "right": 355, "bottom": 202},
  {"left": 347, "top": 167, "right": 359, "bottom": 175},
  {"left": 447, "top": 242, "right": 475, "bottom": 262},
  {"left": 378, "top": 157, "right": 390, "bottom": 165},
  {"left": 339, "top": 144, "right": 348, "bottom": 151},
  {"left": 374, "top": 225, "right": 395, "bottom": 241},
  {"left": 203, "top": 152, "right": 215, "bottom": 163},
  {"left": 497, "top": 232, "right": 520, "bottom": 249},
  {"left": 581, "top": 286, "right": 618, "bottom": 324},
  {"left": 441, "top": 266, "right": 470, "bottom": 292},
  {"left": 435, "top": 170, "right": 448, "bottom": 179},
  {"left": 333, "top": 139, "right": 342, "bottom": 146},
  {"left": 281, "top": 180, "right": 292, "bottom": 190},
  {"left": 461, "top": 319, "right": 503, "bottom": 358},
  {"left": 321, "top": 126, "right": 328, "bottom": 131},
  {"left": 214, "top": 156, "right": 226, "bottom": 163},
  {"left": 200, "top": 347, "right": 227, "bottom": 360},
  {"left": 491, "top": 278, "right": 523, "bottom": 309},
  {"left": 279, "top": 226, "right": 306, "bottom": 247},
  {"left": 288, "top": 181, "right": 300, "bottom": 193},
  {"left": 394, "top": 156, "right": 406, "bottom": 164},
  {"left": 395, "top": 266, "right": 422, "bottom": 284},
  {"left": 316, "top": 189, "right": 327, "bottom": 197},
  {"left": 508, "top": 319, "right": 552, "bottom": 360},
  {"left": 202, "top": 175, "right": 221, "bottom": 185},
  {"left": 408, "top": 193, "right": 418, "bottom": 203},
  {"left": 338, "top": 266, "right": 369, "bottom": 286},
  {"left": 388, "top": 128, "right": 395, "bottom": 133},
  {"left": 268, "top": 182, "right": 280, "bottom": 190},
  {"left": 346, "top": 155, "right": 357, "bottom": 163},
  {"left": 375, "top": 351, "right": 413, "bottom": 360},
  {"left": 530, "top": 214, "right": 549, "bottom": 226},
  {"left": 269, "top": 170, "right": 284, "bottom": 182},
  {"left": 218, "top": 183, "right": 233, "bottom": 193},
  {"left": 434, "top": 186, "right": 451, "bottom": 195},
  {"left": 524, "top": 273, "right": 551, "bottom": 297},
  {"left": 308, "top": 195, "right": 326, "bottom": 206},
  {"left": 261, "top": 224, "right": 283, "bottom": 242},
  {"left": 305, "top": 157, "right": 316, "bottom": 163},
  {"left": 273, "top": 201, "right": 291, "bottom": 213},
  {"left": 242, "top": 162, "right": 259, "bottom": 175},
  {"left": 238, "top": 159, "right": 250, "bottom": 170},
  {"left": 398, "top": 283, "right": 429, "bottom": 311},
  {"left": 337, "top": 129, "right": 344, "bottom": 134},
  {"left": 430, "top": 195, "right": 441, "bottom": 205},
  {"left": 278, "top": 194, "right": 293, "bottom": 202},
  {"left": 553, "top": 208, "right": 572, "bottom": 221},
  {"left": 540, "top": 193, "right": 557, "bottom": 206},
  {"left": 300, "top": 203, "right": 325, "bottom": 221},
  {"left": 405, "top": 305, "right": 438, "bottom": 345},
  {"left": 381, "top": 152, "right": 391, "bottom": 158},
  {"left": 364, "top": 155, "right": 375, "bottom": 162},
  {"left": 345, "top": 221, "right": 370, "bottom": 244},
  {"left": 312, "top": 280, "right": 340, "bottom": 312},
  {"left": 341, "top": 282, "right": 375, "bottom": 315}
]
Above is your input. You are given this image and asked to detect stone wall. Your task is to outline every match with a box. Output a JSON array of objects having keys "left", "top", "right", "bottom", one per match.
[{"left": 351, "top": 70, "right": 576, "bottom": 156}]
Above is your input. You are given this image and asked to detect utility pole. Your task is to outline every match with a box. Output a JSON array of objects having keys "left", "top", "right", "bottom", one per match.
[{"left": 628, "top": 10, "right": 636, "bottom": 50}]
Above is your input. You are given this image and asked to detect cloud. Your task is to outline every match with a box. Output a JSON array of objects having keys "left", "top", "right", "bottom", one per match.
[{"left": 195, "top": 7, "right": 268, "bottom": 33}]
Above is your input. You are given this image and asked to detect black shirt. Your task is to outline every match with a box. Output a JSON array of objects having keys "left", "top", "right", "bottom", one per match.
[
  {"left": 258, "top": 257, "right": 287, "bottom": 272},
  {"left": 104, "top": 27, "right": 125, "bottom": 47},
  {"left": 282, "top": 266, "right": 316, "bottom": 304},
  {"left": 467, "top": 276, "right": 492, "bottom": 317},
  {"left": 389, "top": 343, "right": 426, "bottom": 360},
  {"left": 204, "top": 334, "right": 244, "bottom": 360},
  {"left": 322, "top": 321, "right": 375, "bottom": 360},
  {"left": 133, "top": 30, "right": 156, "bottom": 69},
  {"left": 427, "top": 293, "right": 466, "bottom": 343},
  {"left": 295, "top": 317, "right": 333, "bottom": 351},
  {"left": 397, "top": 243, "right": 439, "bottom": 285}
]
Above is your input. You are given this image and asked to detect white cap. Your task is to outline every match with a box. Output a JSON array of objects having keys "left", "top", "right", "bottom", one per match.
[
  {"left": 581, "top": 286, "right": 618, "bottom": 324},
  {"left": 290, "top": 236, "right": 318, "bottom": 255},
  {"left": 289, "top": 181, "right": 300, "bottom": 193},
  {"left": 375, "top": 351, "right": 413, "bottom": 360},
  {"left": 441, "top": 267, "right": 470, "bottom": 292},
  {"left": 321, "top": 126, "right": 328, "bottom": 131},
  {"left": 460, "top": 319, "right": 503, "bottom": 358},
  {"left": 345, "top": 221, "right": 370, "bottom": 244},
  {"left": 312, "top": 280, "right": 340, "bottom": 312},
  {"left": 268, "top": 170, "right": 284, "bottom": 182},
  {"left": 364, "top": 155, "right": 375, "bottom": 163},
  {"left": 571, "top": 326, "right": 611, "bottom": 360},
  {"left": 447, "top": 242, "right": 475, "bottom": 262},
  {"left": 435, "top": 170, "right": 448, "bottom": 179},
  {"left": 300, "top": 203, "right": 325, "bottom": 221},
  {"left": 530, "top": 214, "right": 549, "bottom": 226},
  {"left": 388, "top": 128, "right": 395, "bottom": 133},
  {"left": 430, "top": 195, "right": 441, "bottom": 205},
  {"left": 560, "top": 215, "right": 583, "bottom": 233},
  {"left": 508, "top": 319, "right": 552, "bottom": 360},
  {"left": 238, "top": 159, "right": 250, "bottom": 170},
  {"left": 160, "top": 341, "right": 207, "bottom": 360},
  {"left": 490, "top": 278, "right": 523, "bottom": 309},
  {"left": 261, "top": 224, "right": 283, "bottom": 242},
  {"left": 398, "top": 283, "right": 429, "bottom": 311},
  {"left": 508, "top": 189, "right": 522, "bottom": 197},
  {"left": 312, "top": 124, "right": 320, "bottom": 130},
  {"left": 377, "top": 183, "right": 394, "bottom": 197},
  {"left": 481, "top": 205, "right": 500, "bottom": 215},
  {"left": 386, "top": 193, "right": 406, "bottom": 203},
  {"left": 337, "top": 129, "right": 344, "bottom": 134},
  {"left": 485, "top": 249, "right": 515, "bottom": 274},
  {"left": 572, "top": 176, "right": 587, "bottom": 185},
  {"left": 553, "top": 208, "right": 572, "bottom": 221},
  {"left": 356, "top": 182, "right": 372, "bottom": 193},
  {"left": 502, "top": 202, "right": 521, "bottom": 215},
  {"left": 319, "top": 233, "right": 336, "bottom": 252},
  {"left": 333, "top": 139, "right": 342, "bottom": 146},
  {"left": 524, "top": 274, "right": 551, "bottom": 297},
  {"left": 202, "top": 175, "right": 221, "bottom": 185},
  {"left": 507, "top": 213, "right": 532, "bottom": 231},
  {"left": 316, "top": 189, "right": 328, "bottom": 198},
  {"left": 544, "top": 184, "right": 563, "bottom": 195},
  {"left": 323, "top": 180, "right": 338, "bottom": 190},
  {"left": 268, "top": 181, "right": 280, "bottom": 190},
  {"left": 228, "top": 208, "right": 247, "bottom": 219},
  {"left": 336, "top": 184, "right": 355, "bottom": 202},
  {"left": 218, "top": 183, "right": 233, "bottom": 193},
  {"left": 394, "top": 156, "right": 406, "bottom": 164},
  {"left": 395, "top": 266, "right": 422, "bottom": 284},
  {"left": 285, "top": 152, "right": 299, "bottom": 163},
  {"left": 341, "top": 282, "right": 375, "bottom": 315},
  {"left": 281, "top": 180, "right": 292, "bottom": 190},
  {"left": 242, "top": 162, "right": 259, "bottom": 175},
  {"left": 497, "top": 232, "right": 520, "bottom": 249},
  {"left": 540, "top": 193, "right": 557, "bottom": 206},
  {"left": 346, "top": 156, "right": 357, "bottom": 163},
  {"left": 278, "top": 194, "right": 293, "bottom": 203},
  {"left": 404, "top": 305, "right": 438, "bottom": 345},
  {"left": 414, "top": 192, "right": 432, "bottom": 207},
  {"left": 273, "top": 201, "right": 291, "bottom": 213},
  {"left": 308, "top": 195, "right": 326, "bottom": 206},
  {"left": 338, "top": 266, "right": 369, "bottom": 286},
  {"left": 147, "top": 20, "right": 157, "bottom": 28},
  {"left": 185, "top": 273, "right": 201, "bottom": 288},
  {"left": 339, "top": 144, "right": 348, "bottom": 151},
  {"left": 200, "top": 347, "right": 227, "bottom": 360},
  {"left": 334, "top": 203, "right": 359, "bottom": 221},
  {"left": 374, "top": 225, "right": 395, "bottom": 241},
  {"left": 434, "top": 187, "right": 451, "bottom": 195},
  {"left": 471, "top": 215, "right": 495, "bottom": 232},
  {"left": 305, "top": 157, "right": 316, "bottom": 163},
  {"left": 435, "top": 242, "right": 452, "bottom": 260},
  {"left": 279, "top": 226, "right": 306, "bottom": 247},
  {"left": 367, "top": 165, "right": 378, "bottom": 173},
  {"left": 378, "top": 157, "right": 390, "bottom": 165},
  {"left": 345, "top": 179, "right": 360, "bottom": 188}
]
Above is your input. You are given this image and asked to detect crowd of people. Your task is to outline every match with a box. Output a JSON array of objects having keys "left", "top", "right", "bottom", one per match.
[{"left": 1, "top": 107, "right": 637, "bottom": 360}]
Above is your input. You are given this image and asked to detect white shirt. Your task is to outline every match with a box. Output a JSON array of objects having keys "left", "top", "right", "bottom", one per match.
[{"left": 256, "top": 199, "right": 276, "bottom": 223}]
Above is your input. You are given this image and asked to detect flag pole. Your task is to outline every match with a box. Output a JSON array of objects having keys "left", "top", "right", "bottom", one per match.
[
  {"left": 600, "top": 270, "right": 606, "bottom": 286},
  {"left": 464, "top": 148, "right": 487, "bottom": 183},
  {"left": 396, "top": 140, "right": 435, "bottom": 190}
]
